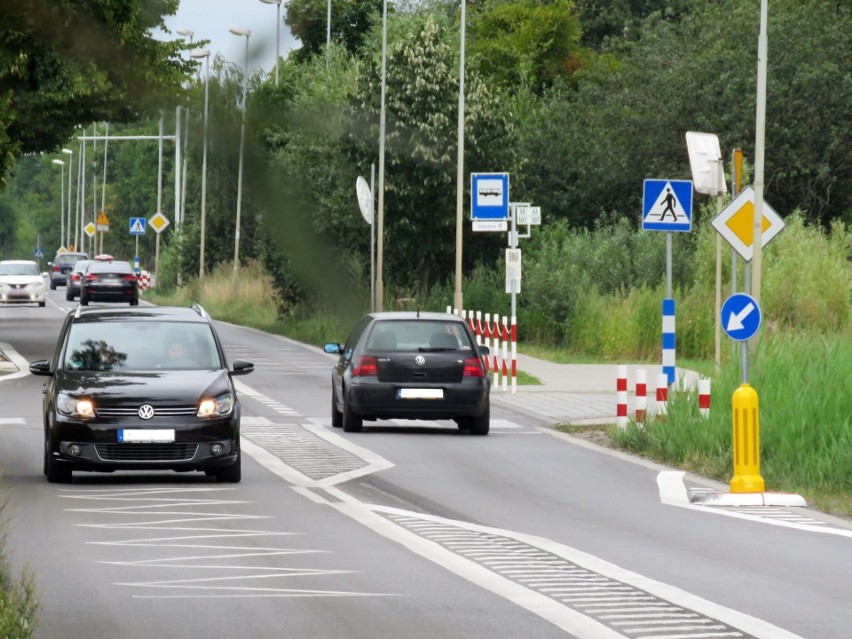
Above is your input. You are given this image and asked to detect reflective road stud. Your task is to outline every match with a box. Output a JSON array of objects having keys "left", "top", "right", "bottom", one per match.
[{"left": 730, "top": 383, "right": 765, "bottom": 493}]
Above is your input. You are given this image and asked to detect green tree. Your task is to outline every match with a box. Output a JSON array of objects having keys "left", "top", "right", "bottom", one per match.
[
  {"left": 285, "top": 0, "right": 384, "bottom": 61},
  {"left": 516, "top": 0, "right": 851, "bottom": 229},
  {"left": 348, "top": 10, "right": 516, "bottom": 293},
  {"left": 0, "top": 0, "right": 194, "bottom": 186},
  {"left": 468, "top": 0, "right": 586, "bottom": 93}
]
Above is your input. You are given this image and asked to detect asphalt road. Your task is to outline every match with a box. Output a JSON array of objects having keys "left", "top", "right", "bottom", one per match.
[{"left": 1, "top": 289, "right": 850, "bottom": 639}]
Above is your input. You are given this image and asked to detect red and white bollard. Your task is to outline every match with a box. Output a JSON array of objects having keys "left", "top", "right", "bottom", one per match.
[
  {"left": 655, "top": 373, "right": 669, "bottom": 418},
  {"left": 483, "top": 313, "right": 491, "bottom": 373},
  {"left": 635, "top": 369, "right": 647, "bottom": 425},
  {"left": 492, "top": 313, "right": 501, "bottom": 389},
  {"left": 698, "top": 378, "right": 711, "bottom": 417},
  {"left": 616, "top": 365, "right": 628, "bottom": 430},
  {"left": 510, "top": 315, "right": 517, "bottom": 394},
  {"left": 501, "top": 316, "right": 509, "bottom": 392},
  {"left": 475, "top": 310, "right": 483, "bottom": 346}
]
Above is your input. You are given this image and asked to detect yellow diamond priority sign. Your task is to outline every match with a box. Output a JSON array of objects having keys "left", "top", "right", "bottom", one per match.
[
  {"left": 711, "top": 186, "right": 785, "bottom": 262},
  {"left": 149, "top": 211, "right": 170, "bottom": 234},
  {"left": 84, "top": 222, "right": 96, "bottom": 238}
]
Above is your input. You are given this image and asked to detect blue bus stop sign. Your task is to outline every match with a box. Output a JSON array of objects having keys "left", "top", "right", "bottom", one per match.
[{"left": 721, "top": 293, "right": 762, "bottom": 341}]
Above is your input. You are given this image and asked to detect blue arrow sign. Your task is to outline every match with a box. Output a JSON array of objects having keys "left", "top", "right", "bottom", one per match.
[
  {"left": 721, "top": 293, "right": 762, "bottom": 341},
  {"left": 643, "top": 179, "right": 693, "bottom": 232},
  {"left": 471, "top": 173, "right": 509, "bottom": 221}
]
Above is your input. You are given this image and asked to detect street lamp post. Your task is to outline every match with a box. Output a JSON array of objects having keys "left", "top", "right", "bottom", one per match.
[
  {"left": 62, "top": 148, "right": 73, "bottom": 248},
  {"left": 229, "top": 26, "right": 251, "bottom": 292},
  {"left": 51, "top": 159, "right": 65, "bottom": 250},
  {"left": 453, "top": 0, "right": 467, "bottom": 313},
  {"left": 190, "top": 48, "right": 211, "bottom": 278},
  {"left": 259, "top": 0, "right": 281, "bottom": 85}
]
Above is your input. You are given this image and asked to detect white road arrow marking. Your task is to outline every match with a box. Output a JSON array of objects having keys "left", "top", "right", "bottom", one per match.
[{"left": 727, "top": 302, "right": 755, "bottom": 332}]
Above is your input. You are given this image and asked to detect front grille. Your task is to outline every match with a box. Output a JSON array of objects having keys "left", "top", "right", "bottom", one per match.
[
  {"left": 96, "top": 406, "right": 198, "bottom": 418},
  {"left": 95, "top": 443, "right": 198, "bottom": 462}
]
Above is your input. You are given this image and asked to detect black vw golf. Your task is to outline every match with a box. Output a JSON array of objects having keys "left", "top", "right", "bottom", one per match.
[
  {"left": 324, "top": 311, "right": 491, "bottom": 435},
  {"left": 29, "top": 305, "right": 253, "bottom": 483}
]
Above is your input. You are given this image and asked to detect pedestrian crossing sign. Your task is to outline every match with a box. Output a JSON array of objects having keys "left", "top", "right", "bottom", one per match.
[
  {"left": 642, "top": 179, "right": 693, "bottom": 232},
  {"left": 129, "top": 217, "right": 146, "bottom": 235}
]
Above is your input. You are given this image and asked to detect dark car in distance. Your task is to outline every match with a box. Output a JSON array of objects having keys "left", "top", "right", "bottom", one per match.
[
  {"left": 79, "top": 259, "right": 138, "bottom": 305},
  {"left": 28, "top": 305, "right": 254, "bottom": 483},
  {"left": 324, "top": 311, "right": 491, "bottom": 435},
  {"left": 65, "top": 259, "right": 94, "bottom": 301},
  {"left": 48, "top": 251, "right": 89, "bottom": 289}
]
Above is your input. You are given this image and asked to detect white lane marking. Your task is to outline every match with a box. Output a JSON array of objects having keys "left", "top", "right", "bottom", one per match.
[
  {"left": 0, "top": 342, "right": 31, "bottom": 381},
  {"left": 658, "top": 471, "right": 852, "bottom": 538},
  {"left": 60, "top": 486, "right": 393, "bottom": 600},
  {"left": 0, "top": 418, "right": 26, "bottom": 424}
]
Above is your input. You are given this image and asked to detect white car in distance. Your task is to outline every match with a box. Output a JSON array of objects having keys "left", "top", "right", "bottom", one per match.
[{"left": 0, "top": 260, "right": 47, "bottom": 307}]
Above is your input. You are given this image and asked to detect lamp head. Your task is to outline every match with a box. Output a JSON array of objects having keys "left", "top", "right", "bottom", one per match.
[
  {"left": 176, "top": 29, "right": 194, "bottom": 38},
  {"left": 62, "top": 148, "right": 73, "bottom": 155},
  {"left": 189, "top": 48, "right": 211, "bottom": 59},
  {"left": 229, "top": 26, "right": 251, "bottom": 37},
  {"left": 52, "top": 159, "right": 64, "bottom": 166},
  {"left": 259, "top": 0, "right": 281, "bottom": 4}
]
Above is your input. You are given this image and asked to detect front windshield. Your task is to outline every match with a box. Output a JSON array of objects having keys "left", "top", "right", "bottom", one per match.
[
  {"left": 0, "top": 263, "right": 39, "bottom": 276},
  {"left": 63, "top": 320, "right": 222, "bottom": 371}
]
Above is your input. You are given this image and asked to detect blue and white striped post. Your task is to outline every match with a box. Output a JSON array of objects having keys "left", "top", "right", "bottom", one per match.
[{"left": 662, "top": 298, "right": 676, "bottom": 385}]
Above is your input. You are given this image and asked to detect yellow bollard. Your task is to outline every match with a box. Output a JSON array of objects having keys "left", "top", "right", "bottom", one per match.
[{"left": 730, "top": 383, "right": 765, "bottom": 493}]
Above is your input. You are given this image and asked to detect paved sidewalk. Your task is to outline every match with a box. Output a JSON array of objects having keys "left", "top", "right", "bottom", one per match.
[{"left": 490, "top": 353, "right": 700, "bottom": 426}]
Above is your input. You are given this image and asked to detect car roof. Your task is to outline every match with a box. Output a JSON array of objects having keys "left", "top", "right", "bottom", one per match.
[
  {"left": 87, "top": 260, "right": 132, "bottom": 271},
  {"left": 367, "top": 311, "right": 466, "bottom": 322},
  {"left": 70, "top": 305, "right": 212, "bottom": 324},
  {"left": 0, "top": 259, "right": 38, "bottom": 265},
  {"left": 55, "top": 252, "right": 88, "bottom": 258}
]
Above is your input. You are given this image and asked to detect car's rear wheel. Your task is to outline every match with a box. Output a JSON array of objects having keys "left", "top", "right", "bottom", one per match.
[
  {"left": 467, "top": 405, "right": 490, "bottom": 436},
  {"left": 38, "top": 301, "right": 45, "bottom": 307},
  {"left": 49, "top": 280, "right": 56, "bottom": 290},
  {"left": 80, "top": 292, "right": 89, "bottom": 305},
  {"left": 129, "top": 298, "right": 139, "bottom": 306},
  {"left": 215, "top": 444, "right": 241, "bottom": 483},
  {"left": 342, "top": 391, "right": 362, "bottom": 432},
  {"left": 45, "top": 441, "right": 72, "bottom": 483},
  {"left": 331, "top": 388, "right": 343, "bottom": 428}
]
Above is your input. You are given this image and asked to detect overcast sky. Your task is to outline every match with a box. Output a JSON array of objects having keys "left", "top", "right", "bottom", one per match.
[{"left": 156, "top": 0, "right": 301, "bottom": 75}]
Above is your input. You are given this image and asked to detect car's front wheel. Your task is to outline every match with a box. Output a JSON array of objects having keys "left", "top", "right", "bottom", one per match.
[
  {"left": 45, "top": 441, "right": 72, "bottom": 483},
  {"left": 215, "top": 445, "right": 241, "bottom": 483},
  {"left": 342, "top": 390, "right": 362, "bottom": 432}
]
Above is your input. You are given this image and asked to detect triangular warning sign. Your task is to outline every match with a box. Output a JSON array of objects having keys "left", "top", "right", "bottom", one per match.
[
  {"left": 97, "top": 211, "right": 109, "bottom": 225},
  {"left": 130, "top": 219, "right": 145, "bottom": 233},
  {"left": 644, "top": 182, "right": 689, "bottom": 226}
]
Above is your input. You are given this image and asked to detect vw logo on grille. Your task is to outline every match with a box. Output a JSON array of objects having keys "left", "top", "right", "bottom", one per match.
[
  {"left": 414, "top": 355, "right": 426, "bottom": 366},
  {"left": 138, "top": 404, "right": 155, "bottom": 420}
]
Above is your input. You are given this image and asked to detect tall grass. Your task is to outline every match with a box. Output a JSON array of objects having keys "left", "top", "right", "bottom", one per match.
[{"left": 613, "top": 330, "right": 852, "bottom": 512}]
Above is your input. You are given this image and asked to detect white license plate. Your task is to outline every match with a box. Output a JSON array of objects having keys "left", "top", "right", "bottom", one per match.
[
  {"left": 118, "top": 429, "right": 175, "bottom": 443},
  {"left": 397, "top": 388, "right": 444, "bottom": 400}
]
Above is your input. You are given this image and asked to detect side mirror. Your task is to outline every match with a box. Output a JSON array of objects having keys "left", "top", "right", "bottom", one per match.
[
  {"left": 323, "top": 343, "right": 342, "bottom": 355},
  {"left": 230, "top": 359, "right": 254, "bottom": 376},
  {"left": 28, "top": 359, "right": 53, "bottom": 376},
  {"left": 479, "top": 345, "right": 490, "bottom": 356}
]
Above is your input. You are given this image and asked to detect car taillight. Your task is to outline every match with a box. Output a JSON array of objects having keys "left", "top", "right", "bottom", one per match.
[
  {"left": 122, "top": 274, "right": 137, "bottom": 283},
  {"left": 463, "top": 357, "right": 485, "bottom": 378},
  {"left": 352, "top": 356, "right": 378, "bottom": 377},
  {"left": 71, "top": 274, "right": 79, "bottom": 282},
  {"left": 52, "top": 265, "right": 60, "bottom": 272},
  {"left": 84, "top": 274, "right": 99, "bottom": 283}
]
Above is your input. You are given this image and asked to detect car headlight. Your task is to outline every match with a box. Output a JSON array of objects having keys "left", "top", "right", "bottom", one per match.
[
  {"left": 197, "top": 392, "right": 234, "bottom": 418},
  {"left": 57, "top": 394, "right": 95, "bottom": 419}
]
